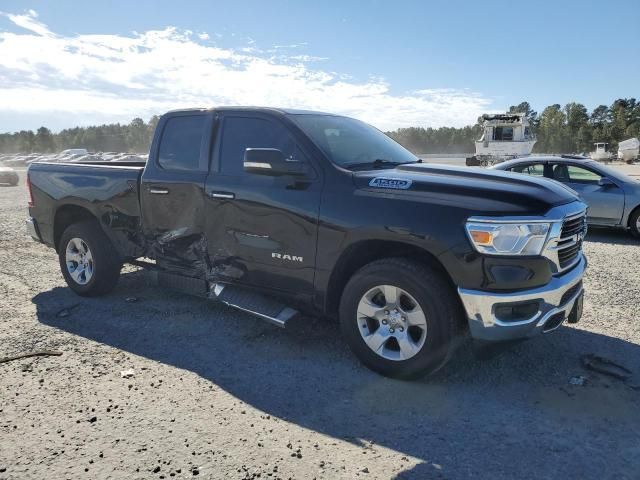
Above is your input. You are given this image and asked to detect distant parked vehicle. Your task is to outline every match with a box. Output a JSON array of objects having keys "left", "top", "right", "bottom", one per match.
[
  {"left": 99, "top": 152, "right": 119, "bottom": 161},
  {"left": 64, "top": 153, "right": 86, "bottom": 162},
  {"left": 111, "top": 154, "right": 147, "bottom": 162},
  {"left": 0, "top": 166, "right": 19, "bottom": 186},
  {"left": 618, "top": 138, "right": 639, "bottom": 163},
  {"left": 60, "top": 148, "right": 89, "bottom": 156},
  {"left": 4, "top": 156, "right": 29, "bottom": 167},
  {"left": 492, "top": 155, "right": 640, "bottom": 236},
  {"left": 590, "top": 143, "right": 611, "bottom": 162}
]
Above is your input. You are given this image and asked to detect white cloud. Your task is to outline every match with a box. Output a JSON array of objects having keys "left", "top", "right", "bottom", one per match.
[
  {"left": 0, "top": 10, "right": 492, "bottom": 131},
  {"left": 287, "top": 54, "right": 329, "bottom": 62},
  {"left": 2, "top": 9, "right": 53, "bottom": 37},
  {"left": 273, "top": 43, "right": 308, "bottom": 49}
]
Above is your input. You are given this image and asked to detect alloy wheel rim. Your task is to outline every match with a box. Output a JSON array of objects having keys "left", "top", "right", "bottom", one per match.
[
  {"left": 356, "top": 285, "right": 427, "bottom": 361},
  {"left": 65, "top": 237, "right": 94, "bottom": 285}
]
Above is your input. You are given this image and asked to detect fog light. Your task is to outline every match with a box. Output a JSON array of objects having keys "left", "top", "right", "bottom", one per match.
[{"left": 494, "top": 301, "right": 539, "bottom": 322}]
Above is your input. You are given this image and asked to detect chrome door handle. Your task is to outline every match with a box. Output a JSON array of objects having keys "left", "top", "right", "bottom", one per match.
[
  {"left": 209, "top": 192, "right": 235, "bottom": 199},
  {"left": 149, "top": 187, "right": 169, "bottom": 195}
]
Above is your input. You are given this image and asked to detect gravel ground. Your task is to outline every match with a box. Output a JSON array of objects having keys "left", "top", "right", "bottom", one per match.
[{"left": 1, "top": 171, "right": 639, "bottom": 480}]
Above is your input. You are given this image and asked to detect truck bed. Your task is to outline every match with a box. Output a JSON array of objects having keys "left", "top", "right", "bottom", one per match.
[
  {"left": 67, "top": 160, "right": 147, "bottom": 168},
  {"left": 28, "top": 161, "right": 145, "bottom": 258}
]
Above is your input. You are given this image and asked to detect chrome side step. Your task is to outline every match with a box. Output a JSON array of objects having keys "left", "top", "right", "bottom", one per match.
[{"left": 210, "top": 284, "right": 298, "bottom": 328}]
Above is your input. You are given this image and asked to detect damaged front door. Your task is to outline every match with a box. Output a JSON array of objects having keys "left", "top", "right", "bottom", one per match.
[
  {"left": 140, "top": 112, "right": 213, "bottom": 276},
  {"left": 204, "top": 114, "right": 322, "bottom": 294}
]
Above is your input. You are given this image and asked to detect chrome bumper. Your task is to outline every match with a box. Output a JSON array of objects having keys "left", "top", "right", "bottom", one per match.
[
  {"left": 26, "top": 217, "right": 42, "bottom": 242},
  {"left": 458, "top": 255, "right": 586, "bottom": 341}
]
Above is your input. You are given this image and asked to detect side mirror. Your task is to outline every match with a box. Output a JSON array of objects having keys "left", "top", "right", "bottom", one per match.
[
  {"left": 598, "top": 177, "right": 615, "bottom": 188},
  {"left": 243, "top": 148, "right": 308, "bottom": 177}
]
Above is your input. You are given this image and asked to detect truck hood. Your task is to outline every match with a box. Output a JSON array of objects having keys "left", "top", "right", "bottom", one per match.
[{"left": 353, "top": 163, "right": 580, "bottom": 215}]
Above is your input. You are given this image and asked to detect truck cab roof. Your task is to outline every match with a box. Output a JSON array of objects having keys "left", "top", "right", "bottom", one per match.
[{"left": 164, "top": 106, "right": 339, "bottom": 117}]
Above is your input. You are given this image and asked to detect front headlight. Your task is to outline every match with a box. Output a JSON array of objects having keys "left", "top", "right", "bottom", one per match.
[{"left": 465, "top": 220, "right": 551, "bottom": 256}]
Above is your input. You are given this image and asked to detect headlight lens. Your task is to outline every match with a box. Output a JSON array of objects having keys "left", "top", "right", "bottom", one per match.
[{"left": 465, "top": 221, "right": 551, "bottom": 256}]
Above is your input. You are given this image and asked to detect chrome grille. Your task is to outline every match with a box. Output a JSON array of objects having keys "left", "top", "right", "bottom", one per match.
[
  {"left": 557, "top": 213, "right": 587, "bottom": 270},
  {"left": 561, "top": 215, "right": 586, "bottom": 238}
]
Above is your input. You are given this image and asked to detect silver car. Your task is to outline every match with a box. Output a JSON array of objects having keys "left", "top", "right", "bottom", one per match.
[
  {"left": 492, "top": 155, "right": 640, "bottom": 237},
  {"left": 0, "top": 166, "right": 19, "bottom": 186}
]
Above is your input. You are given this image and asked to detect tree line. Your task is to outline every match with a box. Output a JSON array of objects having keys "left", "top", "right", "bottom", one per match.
[
  {"left": 388, "top": 99, "right": 639, "bottom": 155},
  {"left": 0, "top": 116, "right": 159, "bottom": 154},
  {"left": 1, "top": 99, "right": 638, "bottom": 155}
]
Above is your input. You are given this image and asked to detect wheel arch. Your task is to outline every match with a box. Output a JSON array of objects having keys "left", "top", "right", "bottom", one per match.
[
  {"left": 627, "top": 203, "right": 640, "bottom": 225},
  {"left": 324, "top": 239, "right": 457, "bottom": 317},
  {"left": 53, "top": 204, "right": 97, "bottom": 252},
  {"left": 627, "top": 203, "right": 640, "bottom": 232}
]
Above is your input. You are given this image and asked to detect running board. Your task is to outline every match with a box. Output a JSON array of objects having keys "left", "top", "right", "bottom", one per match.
[{"left": 210, "top": 284, "right": 298, "bottom": 328}]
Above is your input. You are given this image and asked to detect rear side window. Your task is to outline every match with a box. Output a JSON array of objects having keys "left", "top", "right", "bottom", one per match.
[
  {"left": 220, "top": 117, "right": 296, "bottom": 175},
  {"left": 158, "top": 115, "right": 205, "bottom": 171}
]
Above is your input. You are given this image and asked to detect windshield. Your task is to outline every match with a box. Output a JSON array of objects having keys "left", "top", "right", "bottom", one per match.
[{"left": 290, "top": 114, "right": 418, "bottom": 169}]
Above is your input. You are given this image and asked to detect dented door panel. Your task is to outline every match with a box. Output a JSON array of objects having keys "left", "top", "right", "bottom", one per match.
[
  {"left": 139, "top": 111, "right": 213, "bottom": 277},
  {"left": 204, "top": 172, "right": 322, "bottom": 293},
  {"left": 203, "top": 113, "right": 323, "bottom": 293}
]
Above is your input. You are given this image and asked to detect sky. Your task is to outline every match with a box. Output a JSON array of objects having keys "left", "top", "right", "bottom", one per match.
[{"left": 0, "top": 0, "right": 638, "bottom": 133}]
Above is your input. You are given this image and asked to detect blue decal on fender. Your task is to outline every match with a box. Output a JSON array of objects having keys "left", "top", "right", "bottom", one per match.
[{"left": 368, "top": 177, "right": 412, "bottom": 190}]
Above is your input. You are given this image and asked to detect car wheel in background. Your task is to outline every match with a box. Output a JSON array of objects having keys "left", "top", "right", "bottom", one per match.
[{"left": 630, "top": 208, "right": 640, "bottom": 238}]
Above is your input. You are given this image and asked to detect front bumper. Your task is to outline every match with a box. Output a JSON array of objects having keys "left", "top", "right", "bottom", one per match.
[
  {"left": 458, "top": 254, "right": 586, "bottom": 341},
  {"left": 26, "top": 217, "right": 42, "bottom": 242}
]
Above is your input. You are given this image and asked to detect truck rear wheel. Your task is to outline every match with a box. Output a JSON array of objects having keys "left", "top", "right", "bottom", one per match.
[
  {"left": 339, "top": 258, "right": 462, "bottom": 379},
  {"left": 58, "top": 220, "right": 122, "bottom": 297}
]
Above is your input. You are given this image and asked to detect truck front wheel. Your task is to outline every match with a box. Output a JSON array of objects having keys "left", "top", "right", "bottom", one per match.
[
  {"left": 339, "top": 258, "right": 463, "bottom": 379},
  {"left": 58, "top": 220, "right": 122, "bottom": 297}
]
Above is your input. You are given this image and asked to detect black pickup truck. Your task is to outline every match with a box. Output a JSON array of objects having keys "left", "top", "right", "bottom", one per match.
[{"left": 26, "top": 107, "right": 588, "bottom": 378}]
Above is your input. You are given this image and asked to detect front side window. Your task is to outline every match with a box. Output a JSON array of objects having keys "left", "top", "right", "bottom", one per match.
[
  {"left": 158, "top": 115, "right": 205, "bottom": 171},
  {"left": 220, "top": 117, "right": 297, "bottom": 175},
  {"left": 511, "top": 163, "right": 545, "bottom": 176},
  {"left": 552, "top": 164, "right": 602, "bottom": 184}
]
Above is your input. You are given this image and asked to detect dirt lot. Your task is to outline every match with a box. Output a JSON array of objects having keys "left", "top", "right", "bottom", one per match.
[{"left": 1, "top": 171, "right": 639, "bottom": 479}]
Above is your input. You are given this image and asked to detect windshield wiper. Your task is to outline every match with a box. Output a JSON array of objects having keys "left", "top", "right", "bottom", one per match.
[{"left": 343, "top": 159, "right": 409, "bottom": 170}]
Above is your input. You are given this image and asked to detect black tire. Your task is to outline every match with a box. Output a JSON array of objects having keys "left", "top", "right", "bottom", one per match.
[
  {"left": 339, "top": 257, "right": 463, "bottom": 379},
  {"left": 630, "top": 208, "right": 640, "bottom": 238},
  {"left": 58, "top": 220, "right": 122, "bottom": 296}
]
